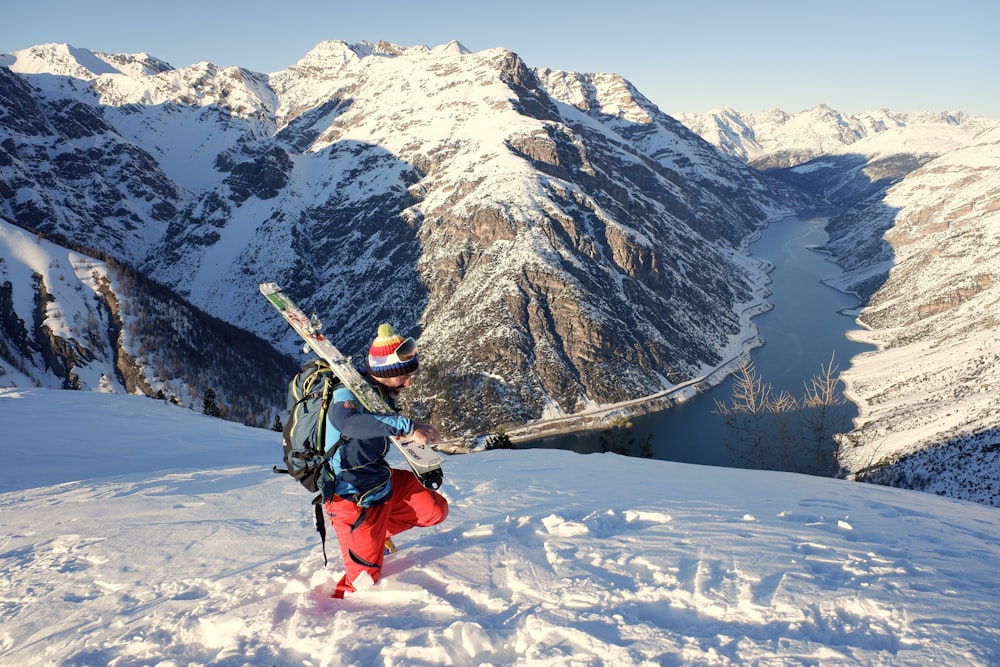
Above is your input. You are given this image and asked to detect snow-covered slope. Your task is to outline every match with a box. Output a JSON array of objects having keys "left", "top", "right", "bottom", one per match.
[
  {"left": 0, "top": 41, "right": 809, "bottom": 434},
  {"left": 827, "top": 128, "right": 1000, "bottom": 496},
  {"left": 2, "top": 388, "right": 998, "bottom": 666},
  {"left": 0, "top": 219, "right": 116, "bottom": 390},
  {"left": 0, "top": 217, "right": 293, "bottom": 424}
]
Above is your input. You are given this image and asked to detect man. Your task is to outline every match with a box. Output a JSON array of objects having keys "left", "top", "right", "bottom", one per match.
[{"left": 323, "top": 323, "right": 448, "bottom": 598}]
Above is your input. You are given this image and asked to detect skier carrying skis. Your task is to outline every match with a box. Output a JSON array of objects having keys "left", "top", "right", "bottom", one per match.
[{"left": 324, "top": 323, "right": 449, "bottom": 598}]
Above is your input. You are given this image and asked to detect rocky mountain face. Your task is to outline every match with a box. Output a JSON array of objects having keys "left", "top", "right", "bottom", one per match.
[
  {"left": 679, "top": 105, "right": 1000, "bottom": 505},
  {"left": 0, "top": 41, "right": 809, "bottom": 434}
]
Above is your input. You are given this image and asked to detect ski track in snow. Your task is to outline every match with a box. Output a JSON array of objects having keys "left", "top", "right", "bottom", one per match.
[{"left": 1, "top": 390, "right": 999, "bottom": 666}]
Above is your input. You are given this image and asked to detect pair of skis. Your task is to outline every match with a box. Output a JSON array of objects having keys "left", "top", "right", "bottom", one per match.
[{"left": 260, "top": 282, "right": 444, "bottom": 489}]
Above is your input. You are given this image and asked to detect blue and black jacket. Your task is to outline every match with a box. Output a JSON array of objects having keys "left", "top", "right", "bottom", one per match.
[{"left": 324, "top": 379, "right": 413, "bottom": 507}]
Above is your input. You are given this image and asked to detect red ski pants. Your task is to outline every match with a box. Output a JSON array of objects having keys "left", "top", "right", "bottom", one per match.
[{"left": 324, "top": 467, "right": 448, "bottom": 598}]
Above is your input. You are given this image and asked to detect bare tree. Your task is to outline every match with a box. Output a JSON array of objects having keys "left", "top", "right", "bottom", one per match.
[
  {"left": 716, "top": 351, "right": 854, "bottom": 475},
  {"left": 714, "top": 360, "right": 773, "bottom": 468},
  {"left": 769, "top": 389, "right": 800, "bottom": 471},
  {"left": 801, "top": 352, "right": 849, "bottom": 475}
]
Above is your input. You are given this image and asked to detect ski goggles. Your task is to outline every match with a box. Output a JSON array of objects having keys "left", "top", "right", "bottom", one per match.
[{"left": 369, "top": 337, "right": 418, "bottom": 367}]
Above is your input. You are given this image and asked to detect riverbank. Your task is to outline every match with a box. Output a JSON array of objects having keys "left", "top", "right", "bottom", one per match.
[{"left": 438, "top": 333, "right": 765, "bottom": 452}]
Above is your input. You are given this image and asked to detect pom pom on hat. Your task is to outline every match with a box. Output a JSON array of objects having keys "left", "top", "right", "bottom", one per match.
[
  {"left": 370, "top": 324, "right": 404, "bottom": 356},
  {"left": 367, "top": 323, "right": 419, "bottom": 378}
]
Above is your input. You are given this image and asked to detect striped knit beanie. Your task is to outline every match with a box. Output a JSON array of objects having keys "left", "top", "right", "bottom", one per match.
[{"left": 366, "top": 323, "right": 419, "bottom": 378}]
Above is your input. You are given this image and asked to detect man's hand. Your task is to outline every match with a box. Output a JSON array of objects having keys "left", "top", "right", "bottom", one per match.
[{"left": 409, "top": 423, "right": 440, "bottom": 446}]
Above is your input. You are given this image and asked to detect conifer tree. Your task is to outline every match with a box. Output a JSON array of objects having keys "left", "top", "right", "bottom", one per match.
[
  {"left": 485, "top": 427, "right": 515, "bottom": 450},
  {"left": 203, "top": 387, "right": 222, "bottom": 418}
]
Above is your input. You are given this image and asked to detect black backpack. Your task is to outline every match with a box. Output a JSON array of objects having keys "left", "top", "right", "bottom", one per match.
[{"left": 275, "top": 358, "right": 347, "bottom": 565}]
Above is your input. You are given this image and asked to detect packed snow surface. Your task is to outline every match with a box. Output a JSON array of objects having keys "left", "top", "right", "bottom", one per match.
[{"left": 1, "top": 389, "right": 998, "bottom": 666}]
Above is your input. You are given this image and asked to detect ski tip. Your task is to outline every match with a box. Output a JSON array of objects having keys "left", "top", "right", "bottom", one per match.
[{"left": 259, "top": 281, "right": 281, "bottom": 295}]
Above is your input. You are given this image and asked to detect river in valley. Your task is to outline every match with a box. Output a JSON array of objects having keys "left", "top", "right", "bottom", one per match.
[{"left": 525, "top": 213, "right": 874, "bottom": 470}]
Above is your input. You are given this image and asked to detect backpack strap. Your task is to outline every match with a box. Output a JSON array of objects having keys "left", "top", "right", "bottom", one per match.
[
  {"left": 307, "top": 432, "right": 348, "bottom": 567},
  {"left": 312, "top": 493, "right": 329, "bottom": 566}
]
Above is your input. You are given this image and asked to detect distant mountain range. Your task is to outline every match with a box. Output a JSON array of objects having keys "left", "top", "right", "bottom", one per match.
[
  {"left": 674, "top": 105, "right": 997, "bottom": 169},
  {"left": 1, "top": 42, "right": 998, "bottom": 505}
]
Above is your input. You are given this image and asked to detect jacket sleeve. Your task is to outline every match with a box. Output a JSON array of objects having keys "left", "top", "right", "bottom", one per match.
[{"left": 328, "top": 385, "right": 413, "bottom": 440}]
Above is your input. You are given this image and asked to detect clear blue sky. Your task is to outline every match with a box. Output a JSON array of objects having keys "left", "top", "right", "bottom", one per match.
[{"left": 5, "top": 0, "right": 998, "bottom": 117}]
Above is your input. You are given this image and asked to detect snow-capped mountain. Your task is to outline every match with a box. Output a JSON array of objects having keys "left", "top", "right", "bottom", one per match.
[
  {"left": 0, "top": 41, "right": 810, "bottom": 434},
  {"left": 674, "top": 104, "right": 999, "bottom": 169},
  {"left": 3, "top": 41, "right": 997, "bottom": 507}
]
